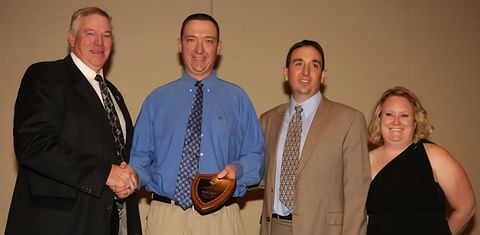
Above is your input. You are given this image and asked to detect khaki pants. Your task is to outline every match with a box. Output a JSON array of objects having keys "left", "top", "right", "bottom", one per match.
[{"left": 145, "top": 200, "right": 245, "bottom": 235}]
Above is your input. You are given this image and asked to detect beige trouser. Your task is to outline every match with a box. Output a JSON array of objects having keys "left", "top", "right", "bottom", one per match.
[
  {"left": 271, "top": 217, "right": 293, "bottom": 235},
  {"left": 145, "top": 200, "right": 245, "bottom": 235}
]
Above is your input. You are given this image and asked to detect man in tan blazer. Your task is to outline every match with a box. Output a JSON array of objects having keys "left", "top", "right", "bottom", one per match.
[{"left": 260, "top": 40, "right": 371, "bottom": 235}]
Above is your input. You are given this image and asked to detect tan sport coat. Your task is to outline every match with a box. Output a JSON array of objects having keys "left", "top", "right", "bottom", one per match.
[{"left": 260, "top": 97, "right": 371, "bottom": 235}]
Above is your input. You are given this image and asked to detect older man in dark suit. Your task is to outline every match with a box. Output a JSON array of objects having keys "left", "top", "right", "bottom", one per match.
[{"left": 5, "top": 7, "right": 141, "bottom": 235}]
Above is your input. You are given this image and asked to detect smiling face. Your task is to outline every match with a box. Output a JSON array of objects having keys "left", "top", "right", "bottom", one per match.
[
  {"left": 178, "top": 19, "right": 220, "bottom": 80},
  {"left": 284, "top": 45, "right": 325, "bottom": 103},
  {"left": 380, "top": 95, "right": 416, "bottom": 146},
  {"left": 67, "top": 13, "right": 112, "bottom": 72}
]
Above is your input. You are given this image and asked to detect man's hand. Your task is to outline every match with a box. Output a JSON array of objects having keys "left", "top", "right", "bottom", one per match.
[
  {"left": 106, "top": 161, "right": 138, "bottom": 199},
  {"left": 217, "top": 164, "right": 236, "bottom": 180}
]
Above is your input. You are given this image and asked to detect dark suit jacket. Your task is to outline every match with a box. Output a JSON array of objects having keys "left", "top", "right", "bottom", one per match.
[
  {"left": 260, "top": 97, "right": 371, "bottom": 235},
  {"left": 5, "top": 56, "right": 141, "bottom": 235}
]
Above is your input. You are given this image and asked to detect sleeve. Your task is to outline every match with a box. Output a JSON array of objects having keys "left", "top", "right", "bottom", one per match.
[
  {"left": 13, "top": 64, "right": 111, "bottom": 198},
  {"left": 230, "top": 95, "right": 265, "bottom": 195},
  {"left": 129, "top": 97, "right": 155, "bottom": 189},
  {"left": 342, "top": 112, "right": 371, "bottom": 235}
]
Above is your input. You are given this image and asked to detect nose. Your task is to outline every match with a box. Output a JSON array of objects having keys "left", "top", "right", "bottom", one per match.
[
  {"left": 94, "top": 34, "right": 104, "bottom": 46},
  {"left": 195, "top": 40, "right": 204, "bottom": 53},
  {"left": 393, "top": 116, "right": 400, "bottom": 125},
  {"left": 302, "top": 64, "right": 310, "bottom": 75}
]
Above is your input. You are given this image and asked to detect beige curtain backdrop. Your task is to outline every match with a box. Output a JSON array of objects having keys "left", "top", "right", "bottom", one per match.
[{"left": 1, "top": 0, "right": 479, "bottom": 234}]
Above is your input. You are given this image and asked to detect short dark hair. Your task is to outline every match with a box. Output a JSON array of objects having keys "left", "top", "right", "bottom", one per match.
[
  {"left": 285, "top": 40, "right": 325, "bottom": 70},
  {"left": 180, "top": 13, "right": 220, "bottom": 41}
]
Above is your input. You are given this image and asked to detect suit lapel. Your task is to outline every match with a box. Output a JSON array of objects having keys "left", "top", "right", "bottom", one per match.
[
  {"left": 64, "top": 56, "right": 106, "bottom": 114},
  {"left": 75, "top": 80, "right": 105, "bottom": 112},
  {"left": 266, "top": 105, "right": 288, "bottom": 188},
  {"left": 297, "top": 97, "right": 332, "bottom": 174},
  {"left": 270, "top": 106, "right": 287, "bottom": 155}
]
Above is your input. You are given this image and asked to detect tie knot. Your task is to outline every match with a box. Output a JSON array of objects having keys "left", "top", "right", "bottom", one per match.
[
  {"left": 195, "top": 81, "right": 203, "bottom": 88},
  {"left": 295, "top": 105, "right": 303, "bottom": 114},
  {"left": 94, "top": 75, "right": 104, "bottom": 82}
]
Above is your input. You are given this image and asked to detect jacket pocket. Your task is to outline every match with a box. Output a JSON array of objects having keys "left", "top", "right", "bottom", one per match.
[{"left": 27, "top": 171, "right": 78, "bottom": 199}]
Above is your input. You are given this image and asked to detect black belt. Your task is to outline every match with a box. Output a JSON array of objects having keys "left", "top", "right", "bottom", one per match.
[
  {"left": 152, "top": 194, "right": 179, "bottom": 205},
  {"left": 152, "top": 194, "right": 237, "bottom": 209},
  {"left": 272, "top": 213, "right": 292, "bottom": 220}
]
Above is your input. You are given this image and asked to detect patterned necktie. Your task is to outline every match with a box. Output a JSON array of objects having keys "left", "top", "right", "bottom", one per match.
[
  {"left": 280, "top": 105, "right": 303, "bottom": 211},
  {"left": 95, "top": 75, "right": 125, "bottom": 163},
  {"left": 174, "top": 81, "right": 203, "bottom": 210}
]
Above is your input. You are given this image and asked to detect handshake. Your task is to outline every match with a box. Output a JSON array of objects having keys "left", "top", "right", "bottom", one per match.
[{"left": 106, "top": 161, "right": 138, "bottom": 199}]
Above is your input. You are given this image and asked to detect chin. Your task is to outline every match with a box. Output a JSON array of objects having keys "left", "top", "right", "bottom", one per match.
[{"left": 386, "top": 138, "right": 410, "bottom": 145}]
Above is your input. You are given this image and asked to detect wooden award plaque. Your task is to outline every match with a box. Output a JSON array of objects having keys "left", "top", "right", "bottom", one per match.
[{"left": 191, "top": 173, "right": 235, "bottom": 214}]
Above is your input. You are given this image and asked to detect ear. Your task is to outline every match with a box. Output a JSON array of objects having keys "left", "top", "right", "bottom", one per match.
[
  {"left": 320, "top": 70, "right": 326, "bottom": 84},
  {"left": 67, "top": 30, "right": 75, "bottom": 48},
  {"left": 177, "top": 38, "right": 182, "bottom": 53},
  {"left": 216, "top": 40, "right": 222, "bottom": 55},
  {"left": 283, "top": 67, "right": 289, "bottom": 81}
]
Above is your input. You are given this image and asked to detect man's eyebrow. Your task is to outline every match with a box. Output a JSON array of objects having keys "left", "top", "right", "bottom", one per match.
[{"left": 291, "top": 58, "right": 304, "bottom": 63}]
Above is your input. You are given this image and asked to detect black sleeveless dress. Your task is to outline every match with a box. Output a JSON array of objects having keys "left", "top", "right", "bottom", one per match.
[{"left": 366, "top": 140, "right": 452, "bottom": 235}]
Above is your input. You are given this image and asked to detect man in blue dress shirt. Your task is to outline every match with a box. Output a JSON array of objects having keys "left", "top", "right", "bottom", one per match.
[{"left": 129, "top": 13, "right": 264, "bottom": 235}]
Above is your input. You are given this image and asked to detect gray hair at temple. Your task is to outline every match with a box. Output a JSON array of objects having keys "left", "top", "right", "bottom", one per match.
[{"left": 69, "top": 7, "right": 112, "bottom": 35}]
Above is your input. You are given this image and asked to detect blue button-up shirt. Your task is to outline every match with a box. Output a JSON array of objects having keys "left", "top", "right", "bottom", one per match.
[{"left": 130, "top": 72, "right": 264, "bottom": 198}]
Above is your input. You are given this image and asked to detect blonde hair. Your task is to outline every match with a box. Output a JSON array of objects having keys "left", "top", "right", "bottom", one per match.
[{"left": 368, "top": 86, "right": 433, "bottom": 145}]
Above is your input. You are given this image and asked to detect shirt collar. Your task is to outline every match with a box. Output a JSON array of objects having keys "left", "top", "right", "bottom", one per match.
[
  {"left": 288, "top": 91, "right": 322, "bottom": 119},
  {"left": 70, "top": 52, "right": 104, "bottom": 80},
  {"left": 180, "top": 71, "right": 217, "bottom": 87}
]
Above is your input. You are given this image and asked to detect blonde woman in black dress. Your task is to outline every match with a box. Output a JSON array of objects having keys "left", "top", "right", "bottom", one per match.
[{"left": 366, "top": 87, "right": 475, "bottom": 235}]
